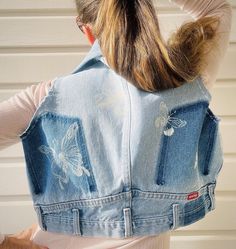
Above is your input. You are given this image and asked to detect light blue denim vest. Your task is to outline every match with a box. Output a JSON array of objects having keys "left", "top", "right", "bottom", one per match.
[{"left": 19, "top": 39, "right": 224, "bottom": 238}]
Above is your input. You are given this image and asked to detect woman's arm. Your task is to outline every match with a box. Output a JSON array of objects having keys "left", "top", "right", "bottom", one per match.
[
  {"left": 0, "top": 236, "right": 47, "bottom": 249},
  {"left": 169, "top": 0, "right": 233, "bottom": 92},
  {"left": 0, "top": 79, "right": 53, "bottom": 151}
]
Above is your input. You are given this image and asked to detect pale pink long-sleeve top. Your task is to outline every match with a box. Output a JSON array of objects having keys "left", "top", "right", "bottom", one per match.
[{"left": 0, "top": 0, "right": 232, "bottom": 248}]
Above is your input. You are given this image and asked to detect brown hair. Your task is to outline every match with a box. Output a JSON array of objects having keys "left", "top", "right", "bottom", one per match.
[{"left": 75, "top": 0, "right": 220, "bottom": 92}]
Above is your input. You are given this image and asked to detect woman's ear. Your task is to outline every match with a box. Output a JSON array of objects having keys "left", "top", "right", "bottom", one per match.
[{"left": 82, "top": 25, "right": 96, "bottom": 45}]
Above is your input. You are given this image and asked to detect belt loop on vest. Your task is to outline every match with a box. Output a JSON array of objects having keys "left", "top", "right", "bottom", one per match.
[
  {"left": 171, "top": 204, "right": 180, "bottom": 230},
  {"left": 35, "top": 206, "right": 46, "bottom": 231},
  {"left": 123, "top": 208, "right": 132, "bottom": 238},
  {"left": 72, "top": 208, "right": 81, "bottom": 235},
  {"left": 208, "top": 184, "right": 215, "bottom": 210}
]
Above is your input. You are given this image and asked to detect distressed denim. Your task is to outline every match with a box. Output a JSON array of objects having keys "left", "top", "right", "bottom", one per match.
[{"left": 19, "top": 39, "right": 224, "bottom": 238}]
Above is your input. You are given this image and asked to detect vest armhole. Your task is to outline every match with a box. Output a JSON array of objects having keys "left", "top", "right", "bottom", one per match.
[{"left": 18, "top": 76, "right": 59, "bottom": 139}]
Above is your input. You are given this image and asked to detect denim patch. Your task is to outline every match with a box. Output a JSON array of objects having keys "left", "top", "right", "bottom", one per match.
[
  {"left": 155, "top": 101, "right": 209, "bottom": 185},
  {"left": 20, "top": 112, "right": 97, "bottom": 195}
]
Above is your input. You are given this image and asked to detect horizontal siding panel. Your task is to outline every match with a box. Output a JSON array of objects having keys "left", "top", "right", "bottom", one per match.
[
  {"left": 0, "top": 45, "right": 235, "bottom": 84},
  {"left": 0, "top": 0, "right": 76, "bottom": 11},
  {"left": 211, "top": 82, "right": 236, "bottom": 116},
  {"left": 0, "top": 163, "right": 29, "bottom": 196},
  {"left": 0, "top": 0, "right": 235, "bottom": 11},
  {"left": 216, "top": 155, "right": 236, "bottom": 191},
  {"left": 0, "top": 142, "right": 23, "bottom": 158},
  {"left": 0, "top": 201, "right": 36, "bottom": 234},
  {"left": 0, "top": 53, "right": 85, "bottom": 84},
  {"left": 0, "top": 17, "right": 86, "bottom": 48},
  {"left": 0, "top": 11, "right": 235, "bottom": 49},
  {"left": 170, "top": 234, "right": 236, "bottom": 249},
  {"left": 215, "top": 44, "right": 236, "bottom": 80},
  {"left": 219, "top": 121, "right": 236, "bottom": 154}
]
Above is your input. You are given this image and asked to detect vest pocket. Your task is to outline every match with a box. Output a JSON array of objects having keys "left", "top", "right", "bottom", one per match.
[
  {"left": 198, "top": 108, "right": 221, "bottom": 176},
  {"left": 154, "top": 101, "right": 218, "bottom": 186},
  {"left": 21, "top": 112, "right": 98, "bottom": 195}
]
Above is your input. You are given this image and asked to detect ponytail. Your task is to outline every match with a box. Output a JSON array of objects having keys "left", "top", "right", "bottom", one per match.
[{"left": 76, "top": 0, "right": 220, "bottom": 92}]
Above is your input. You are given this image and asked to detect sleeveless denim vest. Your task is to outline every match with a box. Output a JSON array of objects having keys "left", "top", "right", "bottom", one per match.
[{"left": 19, "top": 39, "right": 224, "bottom": 238}]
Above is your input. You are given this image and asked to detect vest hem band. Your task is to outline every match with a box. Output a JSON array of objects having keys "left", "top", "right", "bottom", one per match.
[{"left": 34, "top": 182, "right": 216, "bottom": 238}]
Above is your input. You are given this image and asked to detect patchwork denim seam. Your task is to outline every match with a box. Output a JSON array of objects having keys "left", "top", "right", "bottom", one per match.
[
  {"left": 132, "top": 182, "right": 216, "bottom": 200},
  {"left": 35, "top": 192, "right": 131, "bottom": 212}
]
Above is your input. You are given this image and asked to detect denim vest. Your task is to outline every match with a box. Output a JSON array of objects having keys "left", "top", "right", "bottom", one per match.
[{"left": 19, "top": 39, "right": 224, "bottom": 238}]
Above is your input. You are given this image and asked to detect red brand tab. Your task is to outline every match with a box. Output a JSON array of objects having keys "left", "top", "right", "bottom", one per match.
[{"left": 187, "top": 191, "right": 199, "bottom": 200}]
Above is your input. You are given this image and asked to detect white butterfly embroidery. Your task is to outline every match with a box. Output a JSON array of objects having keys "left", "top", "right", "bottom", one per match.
[
  {"left": 155, "top": 101, "right": 187, "bottom": 136},
  {"left": 38, "top": 122, "right": 91, "bottom": 190}
]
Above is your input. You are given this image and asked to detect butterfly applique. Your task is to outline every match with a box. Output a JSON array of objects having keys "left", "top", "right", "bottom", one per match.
[
  {"left": 155, "top": 101, "right": 187, "bottom": 136},
  {"left": 38, "top": 122, "right": 90, "bottom": 190}
]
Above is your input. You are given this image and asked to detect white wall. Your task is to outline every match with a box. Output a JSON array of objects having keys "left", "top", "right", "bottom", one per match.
[{"left": 0, "top": 0, "right": 235, "bottom": 248}]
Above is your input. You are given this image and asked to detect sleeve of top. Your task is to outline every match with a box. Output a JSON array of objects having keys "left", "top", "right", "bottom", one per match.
[
  {"left": 0, "top": 79, "right": 54, "bottom": 151},
  {"left": 169, "top": 0, "right": 233, "bottom": 92}
]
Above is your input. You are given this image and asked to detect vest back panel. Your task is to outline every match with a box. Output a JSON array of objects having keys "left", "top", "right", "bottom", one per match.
[{"left": 19, "top": 39, "right": 224, "bottom": 238}]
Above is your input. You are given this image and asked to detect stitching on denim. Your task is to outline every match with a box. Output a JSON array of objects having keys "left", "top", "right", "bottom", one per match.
[
  {"left": 34, "top": 192, "right": 131, "bottom": 212},
  {"left": 72, "top": 209, "right": 81, "bottom": 235},
  {"left": 40, "top": 199, "right": 211, "bottom": 227},
  {"left": 123, "top": 208, "right": 132, "bottom": 237},
  {"left": 132, "top": 182, "right": 215, "bottom": 200},
  {"left": 171, "top": 204, "right": 180, "bottom": 229},
  {"left": 35, "top": 183, "right": 216, "bottom": 212}
]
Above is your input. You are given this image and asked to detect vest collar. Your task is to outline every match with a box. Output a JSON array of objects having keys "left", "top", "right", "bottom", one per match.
[{"left": 71, "top": 39, "right": 109, "bottom": 74}]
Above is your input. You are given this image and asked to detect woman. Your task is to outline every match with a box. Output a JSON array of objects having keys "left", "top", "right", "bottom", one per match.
[{"left": 0, "top": 0, "right": 232, "bottom": 248}]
